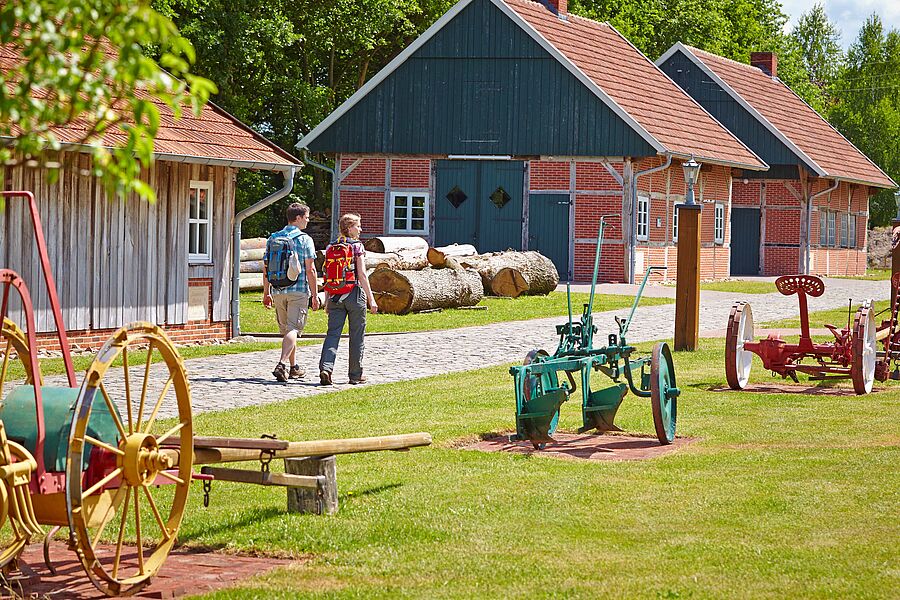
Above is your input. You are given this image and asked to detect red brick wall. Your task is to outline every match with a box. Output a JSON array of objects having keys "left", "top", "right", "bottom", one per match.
[
  {"left": 335, "top": 155, "right": 431, "bottom": 237},
  {"left": 31, "top": 322, "right": 231, "bottom": 353},
  {"left": 810, "top": 180, "right": 868, "bottom": 276}
]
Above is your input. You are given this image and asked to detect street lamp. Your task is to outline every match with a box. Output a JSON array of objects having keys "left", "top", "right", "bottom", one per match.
[{"left": 682, "top": 157, "right": 701, "bottom": 206}]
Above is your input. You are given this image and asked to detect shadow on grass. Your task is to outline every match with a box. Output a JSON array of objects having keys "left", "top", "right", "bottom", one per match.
[
  {"left": 339, "top": 482, "right": 402, "bottom": 503},
  {"left": 178, "top": 506, "right": 285, "bottom": 546}
]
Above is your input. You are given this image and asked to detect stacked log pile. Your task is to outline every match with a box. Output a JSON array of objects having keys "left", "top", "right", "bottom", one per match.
[
  {"left": 238, "top": 238, "right": 267, "bottom": 291},
  {"left": 362, "top": 236, "right": 559, "bottom": 314}
]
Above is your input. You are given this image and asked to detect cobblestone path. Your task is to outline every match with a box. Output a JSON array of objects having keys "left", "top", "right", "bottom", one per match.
[{"left": 40, "top": 278, "right": 892, "bottom": 418}]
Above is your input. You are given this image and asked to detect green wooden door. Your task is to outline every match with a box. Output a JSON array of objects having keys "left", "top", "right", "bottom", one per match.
[
  {"left": 434, "top": 160, "right": 524, "bottom": 251},
  {"left": 528, "top": 194, "right": 570, "bottom": 279}
]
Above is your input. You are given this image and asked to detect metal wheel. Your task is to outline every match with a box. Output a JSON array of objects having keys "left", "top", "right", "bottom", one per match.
[
  {"left": 650, "top": 342, "right": 678, "bottom": 445},
  {"left": 725, "top": 302, "right": 754, "bottom": 390},
  {"left": 851, "top": 305, "right": 876, "bottom": 395},
  {"left": 0, "top": 423, "right": 42, "bottom": 571},
  {"left": 522, "top": 349, "right": 560, "bottom": 439},
  {"left": 66, "top": 323, "right": 193, "bottom": 596},
  {"left": 0, "top": 317, "right": 41, "bottom": 397}
]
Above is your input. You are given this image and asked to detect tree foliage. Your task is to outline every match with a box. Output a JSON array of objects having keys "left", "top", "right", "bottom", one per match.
[
  {"left": 829, "top": 15, "right": 900, "bottom": 226},
  {"left": 790, "top": 3, "right": 842, "bottom": 91},
  {"left": 0, "top": 0, "right": 216, "bottom": 204}
]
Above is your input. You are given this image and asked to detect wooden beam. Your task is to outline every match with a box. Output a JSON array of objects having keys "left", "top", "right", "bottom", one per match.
[{"left": 200, "top": 466, "right": 323, "bottom": 489}]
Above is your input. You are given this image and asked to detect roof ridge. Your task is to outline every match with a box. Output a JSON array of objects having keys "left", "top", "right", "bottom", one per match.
[
  {"left": 686, "top": 45, "right": 763, "bottom": 73},
  {"left": 505, "top": 0, "right": 611, "bottom": 29}
]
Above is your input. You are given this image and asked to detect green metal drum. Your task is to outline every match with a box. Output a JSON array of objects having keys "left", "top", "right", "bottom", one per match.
[{"left": 0, "top": 385, "right": 121, "bottom": 472}]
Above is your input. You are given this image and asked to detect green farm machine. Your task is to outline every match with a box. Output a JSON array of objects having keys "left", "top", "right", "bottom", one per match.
[{"left": 509, "top": 216, "right": 680, "bottom": 448}]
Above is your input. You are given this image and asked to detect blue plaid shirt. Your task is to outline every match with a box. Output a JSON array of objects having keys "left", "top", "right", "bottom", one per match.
[{"left": 265, "top": 225, "right": 316, "bottom": 295}]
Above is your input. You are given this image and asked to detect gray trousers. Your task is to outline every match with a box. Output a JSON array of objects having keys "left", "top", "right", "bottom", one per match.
[{"left": 319, "top": 286, "right": 367, "bottom": 379}]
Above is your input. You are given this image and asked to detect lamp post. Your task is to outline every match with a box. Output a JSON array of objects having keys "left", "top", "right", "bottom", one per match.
[
  {"left": 675, "top": 157, "right": 703, "bottom": 351},
  {"left": 682, "top": 158, "right": 701, "bottom": 206}
]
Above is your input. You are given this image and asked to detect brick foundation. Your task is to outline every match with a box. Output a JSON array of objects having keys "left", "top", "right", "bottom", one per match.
[{"left": 32, "top": 321, "right": 232, "bottom": 353}]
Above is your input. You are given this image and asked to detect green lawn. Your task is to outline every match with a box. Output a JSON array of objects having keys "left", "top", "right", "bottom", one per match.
[
  {"left": 239, "top": 290, "right": 673, "bottom": 334},
  {"left": 762, "top": 300, "right": 892, "bottom": 329},
  {"left": 153, "top": 338, "right": 898, "bottom": 599},
  {"left": 832, "top": 268, "right": 892, "bottom": 281}
]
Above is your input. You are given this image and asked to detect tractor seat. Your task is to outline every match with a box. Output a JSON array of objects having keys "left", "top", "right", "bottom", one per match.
[{"left": 775, "top": 275, "right": 825, "bottom": 298}]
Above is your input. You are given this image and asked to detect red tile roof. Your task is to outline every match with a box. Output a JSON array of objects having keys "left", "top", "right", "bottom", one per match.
[
  {"left": 502, "top": 0, "right": 765, "bottom": 169},
  {"left": 1, "top": 45, "right": 299, "bottom": 169},
  {"left": 684, "top": 45, "right": 894, "bottom": 188}
]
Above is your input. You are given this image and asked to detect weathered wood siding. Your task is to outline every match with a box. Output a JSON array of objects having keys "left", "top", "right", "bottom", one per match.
[{"left": 0, "top": 155, "right": 235, "bottom": 333}]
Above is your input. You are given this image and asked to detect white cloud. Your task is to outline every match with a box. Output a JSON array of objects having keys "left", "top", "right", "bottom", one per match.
[{"left": 782, "top": 0, "right": 900, "bottom": 48}]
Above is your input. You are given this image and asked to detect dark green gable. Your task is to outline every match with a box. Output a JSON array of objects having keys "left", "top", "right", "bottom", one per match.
[
  {"left": 305, "top": 0, "right": 655, "bottom": 157},
  {"left": 658, "top": 50, "right": 807, "bottom": 178}
]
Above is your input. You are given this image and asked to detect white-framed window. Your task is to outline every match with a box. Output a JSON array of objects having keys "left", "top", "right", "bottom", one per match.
[
  {"left": 672, "top": 203, "right": 678, "bottom": 242},
  {"left": 389, "top": 192, "right": 429, "bottom": 234},
  {"left": 819, "top": 210, "right": 827, "bottom": 246},
  {"left": 827, "top": 210, "right": 836, "bottom": 247},
  {"left": 849, "top": 215, "right": 857, "bottom": 248},
  {"left": 840, "top": 213, "right": 849, "bottom": 247},
  {"left": 188, "top": 180, "right": 213, "bottom": 264},
  {"left": 636, "top": 195, "right": 649, "bottom": 241},
  {"left": 714, "top": 202, "right": 725, "bottom": 244}
]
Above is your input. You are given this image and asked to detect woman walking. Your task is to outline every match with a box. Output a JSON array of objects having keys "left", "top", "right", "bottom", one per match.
[{"left": 319, "top": 213, "right": 378, "bottom": 385}]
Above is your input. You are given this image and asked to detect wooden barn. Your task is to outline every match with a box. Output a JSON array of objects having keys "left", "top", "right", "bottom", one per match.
[
  {"left": 657, "top": 44, "right": 896, "bottom": 276},
  {"left": 0, "top": 101, "right": 300, "bottom": 350},
  {"left": 297, "top": 0, "right": 767, "bottom": 283}
]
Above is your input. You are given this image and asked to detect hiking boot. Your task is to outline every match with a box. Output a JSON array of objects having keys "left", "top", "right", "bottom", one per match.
[
  {"left": 289, "top": 365, "right": 305, "bottom": 379},
  {"left": 349, "top": 375, "right": 367, "bottom": 385},
  {"left": 319, "top": 370, "right": 333, "bottom": 386},
  {"left": 273, "top": 362, "right": 289, "bottom": 382}
]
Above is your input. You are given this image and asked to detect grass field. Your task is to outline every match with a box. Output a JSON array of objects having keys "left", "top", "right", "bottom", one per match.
[
  {"left": 833, "top": 268, "right": 891, "bottom": 281},
  {"left": 239, "top": 290, "right": 673, "bottom": 334},
  {"left": 699, "top": 280, "right": 775, "bottom": 294},
  {"left": 144, "top": 338, "right": 898, "bottom": 599}
]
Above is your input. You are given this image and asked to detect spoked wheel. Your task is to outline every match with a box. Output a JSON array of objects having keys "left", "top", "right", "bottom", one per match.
[
  {"left": 725, "top": 302, "right": 754, "bottom": 390},
  {"left": 0, "top": 426, "right": 42, "bottom": 572},
  {"left": 851, "top": 305, "right": 876, "bottom": 395},
  {"left": 66, "top": 323, "right": 193, "bottom": 596},
  {"left": 522, "top": 349, "right": 560, "bottom": 449},
  {"left": 0, "top": 317, "right": 41, "bottom": 396},
  {"left": 650, "top": 343, "right": 678, "bottom": 445}
]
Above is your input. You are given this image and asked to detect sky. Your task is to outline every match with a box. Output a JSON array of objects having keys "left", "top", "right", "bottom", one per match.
[{"left": 780, "top": 0, "right": 900, "bottom": 48}]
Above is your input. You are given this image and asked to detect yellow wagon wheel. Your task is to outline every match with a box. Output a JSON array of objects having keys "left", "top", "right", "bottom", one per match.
[
  {"left": 0, "top": 316, "right": 41, "bottom": 396},
  {"left": 66, "top": 323, "right": 193, "bottom": 597}
]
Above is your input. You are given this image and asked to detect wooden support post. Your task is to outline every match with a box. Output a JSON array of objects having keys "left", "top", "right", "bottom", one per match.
[
  {"left": 675, "top": 204, "right": 702, "bottom": 350},
  {"left": 892, "top": 218, "right": 900, "bottom": 307},
  {"left": 286, "top": 456, "right": 338, "bottom": 515}
]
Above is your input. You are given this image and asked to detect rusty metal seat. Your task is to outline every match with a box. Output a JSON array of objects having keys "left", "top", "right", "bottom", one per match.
[{"left": 775, "top": 275, "right": 825, "bottom": 298}]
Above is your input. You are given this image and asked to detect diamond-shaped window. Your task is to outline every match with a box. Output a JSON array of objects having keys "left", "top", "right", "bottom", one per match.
[
  {"left": 490, "top": 186, "right": 511, "bottom": 209},
  {"left": 446, "top": 185, "right": 467, "bottom": 209}
]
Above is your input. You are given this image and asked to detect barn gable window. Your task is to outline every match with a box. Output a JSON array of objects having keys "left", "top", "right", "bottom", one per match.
[
  {"left": 188, "top": 181, "right": 213, "bottom": 264},
  {"left": 390, "top": 192, "right": 429, "bottom": 234},
  {"left": 636, "top": 195, "right": 649, "bottom": 241},
  {"left": 714, "top": 203, "right": 725, "bottom": 244}
]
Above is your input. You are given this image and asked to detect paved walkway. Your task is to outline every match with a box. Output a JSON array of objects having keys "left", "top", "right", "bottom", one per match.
[{"left": 40, "top": 278, "right": 892, "bottom": 418}]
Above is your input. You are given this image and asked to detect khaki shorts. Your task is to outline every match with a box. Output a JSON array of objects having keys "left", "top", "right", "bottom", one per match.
[{"left": 273, "top": 292, "right": 309, "bottom": 335}]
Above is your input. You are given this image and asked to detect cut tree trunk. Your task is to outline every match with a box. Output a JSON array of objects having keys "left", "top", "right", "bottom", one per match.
[
  {"left": 364, "top": 236, "right": 429, "bottom": 254},
  {"left": 239, "top": 247, "right": 266, "bottom": 262},
  {"left": 459, "top": 251, "right": 559, "bottom": 297},
  {"left": 365, "top": 250, "right": 428, "bottom": 271},
  {"left": 239, "top": 274, "right": 264, "bottom": 291},
  {"left": 240, "top": 237, "right": 267, "bottom": 251},
  {"left": 427, "top": 244, "right": 478, "bottom": 268},
  {"left": 240, "top": 260, "right": 265, "bottom": 273},
  {"left": 369, "top": 267, "right": 483, "bottom": 314}
]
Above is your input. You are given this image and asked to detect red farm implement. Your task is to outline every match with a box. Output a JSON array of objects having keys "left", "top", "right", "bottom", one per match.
[
  {"left": 0, "top": 191, "right": 431, "bottom": 595},
  {"left": 725, "top": 274, "right": 900, "bottom": 394}
]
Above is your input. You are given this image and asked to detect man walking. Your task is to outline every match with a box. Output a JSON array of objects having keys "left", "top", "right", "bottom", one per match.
[{"left": 263, "top": 202, "right": 319, "bottom": 382}]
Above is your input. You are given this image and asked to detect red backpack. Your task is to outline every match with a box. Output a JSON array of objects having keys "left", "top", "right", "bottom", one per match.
[{"left": 323, "top": 238, "right": 357, "bottom": 294}]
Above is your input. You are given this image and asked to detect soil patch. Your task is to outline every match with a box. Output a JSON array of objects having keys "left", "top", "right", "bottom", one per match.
[
  {"left": 463, "top": 432, "right": 695, "bottom": 461},
  {"left": 8, "top": 541, "right": 296, "bottom": 598},
  {"left": 708, "top": 383, "right": 868, "bottom": 396}
]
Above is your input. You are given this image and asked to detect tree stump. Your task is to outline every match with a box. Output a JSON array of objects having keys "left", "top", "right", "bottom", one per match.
[{"left": 285, "top": 456, "right": 338, "bottom": 515}]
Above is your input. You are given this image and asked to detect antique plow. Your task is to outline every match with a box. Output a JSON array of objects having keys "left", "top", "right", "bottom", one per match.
[
  {"left": 725, "top": 274, "right": 879, "bottom": 394},
  {"left": 0, "top": 191, "right": 431, "bottom": 596},
  {"left": 509, "top": 216, "right": 680, "bottom": 448}
]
